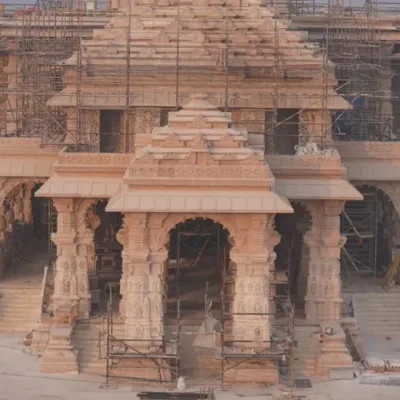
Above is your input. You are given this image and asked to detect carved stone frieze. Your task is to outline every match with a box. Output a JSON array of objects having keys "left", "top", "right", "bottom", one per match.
[
  {"left": 128, "top": 164, "right": 269, "bottom": 182},
  {"left": 58, "top": 153, "right": 131, "bottom": 166}
]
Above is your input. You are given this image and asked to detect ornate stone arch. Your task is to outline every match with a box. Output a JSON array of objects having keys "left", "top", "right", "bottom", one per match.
[
  {"left": 75, "top": 198, "right": 103, "bottom": 236},
  {"left": 0, "top": 177, "right": 46, "bottom": 206},
  {"left": 153, "top": 212, "right": 245, "bottom": 252},
  {"left": 355, "top": 181, "right": 400, "bottom": 218}
]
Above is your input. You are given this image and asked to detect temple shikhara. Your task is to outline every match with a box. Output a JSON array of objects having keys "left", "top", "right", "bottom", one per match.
[{"left": 1, "top": 0, "right": 400, "bottom": 387}]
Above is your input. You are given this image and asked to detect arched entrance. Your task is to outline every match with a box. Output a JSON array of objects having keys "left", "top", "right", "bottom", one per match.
[
  {"left": 274, "top": 202, "right": 312, "bottom": 315},
  {"left": 165, "top": 217, "right": 231, "bottom": 378},
  {"left": 341, "top": 184, "right": 399, "bottom": 277},
  {"left": 0, "top": 180, "right": 54, "bottom": 282}
]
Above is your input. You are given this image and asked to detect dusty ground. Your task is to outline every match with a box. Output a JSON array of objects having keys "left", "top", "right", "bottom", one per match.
[{"left": 0, "top": 333, "right": 399, "bottom": 400}]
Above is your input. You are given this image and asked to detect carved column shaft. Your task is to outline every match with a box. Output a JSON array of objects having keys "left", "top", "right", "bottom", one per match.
[
  {"left": 232, "top": 215, "right": 273, "bottom": 349},
  {"left": 22, "top": 182, "right": 35, "bottom": 224},
  {"left": 51, "top": 198, "right": 79, "bottom": 312},
  {"left": 75, "top": 207, "right": 95, "bottom": 318},
  {"left": 121, "top": 213, "right": 166, "bottom": 349},
  {"left": 305, "top": 201, "right": 344, "bottom": 322}
]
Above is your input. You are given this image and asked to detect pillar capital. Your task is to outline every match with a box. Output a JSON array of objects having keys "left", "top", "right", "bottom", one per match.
[
  {"left": 323, "top": 200, "right": 345, "bottom": 217},
  {"left": 52, "top": 198, "right": 74, "bottom": 213}
]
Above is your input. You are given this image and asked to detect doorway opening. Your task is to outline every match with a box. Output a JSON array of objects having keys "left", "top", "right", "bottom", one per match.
[
  {"left": 0, "top": 182, "right": 55, "bottom": 284},
  {"left": 90, "top": 200, "right": 123, "bottom": 314},
  {"left": 274, "top": 203, "right": 312, "bottom": 314},
  {"left": 166, "top": 217, "right": 231, "bottom": 378},
  {"left": 99, "top": 110, "right": 122, "bottom": 153}
]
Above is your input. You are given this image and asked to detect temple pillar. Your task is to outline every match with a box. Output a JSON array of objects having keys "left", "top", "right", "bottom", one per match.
[
  {"left": 121, "top": 213, "right": 166, "bottom": 349},
  {"left": 75, "top": 229, "right": 93, "bottom": 319},
  {"left": 305, "top": 201, "right": 345, "bottom": 322},
  {"left": 22, "top": 182, "right": 35, "bottom": 224},
  {"left": 51, "top": 198, "right": 79, "bottom": 312},
  {"left": 231, "top": 215, "right": 271, "bottom": 348},
  {"left": 51, "top": 198, "right": 94, "bottom": 319},
  {"left": 299, "top": 110, "right": 331, "bottom": 147},
  {"left": 12, "top": 187, "right": 24, "bottom": 221},
  {"left": 227, "top": 214, "right": 279, "bottom": 384},
  {"left": 297, "top": 234, "right": 312, "bottom": 310}
]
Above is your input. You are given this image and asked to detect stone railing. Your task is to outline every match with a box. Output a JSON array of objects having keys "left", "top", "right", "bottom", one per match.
[{"left": 39, "top": 265, "right": 49, "bottom": 315}]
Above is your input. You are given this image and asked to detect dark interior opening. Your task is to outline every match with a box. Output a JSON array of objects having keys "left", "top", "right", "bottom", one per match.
[
  {"left": 275, "top": 109, "right": 300, "bottom": 155},
  {"left": 91, "top": 200, "right": 123, "bottom": 313},
  {"left": 167, "top": 218, "right": 229, "bottom": 318},
  {"left": 99, "top": 110, "right": 121, "bottom": 153}
]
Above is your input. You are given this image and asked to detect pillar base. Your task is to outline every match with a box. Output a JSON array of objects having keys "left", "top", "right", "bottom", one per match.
[
  {"left": 316, "top": 322, "right": 353, "bottom": 377},
  {"left": 40, "top": 324, "right": 78, "bottom": 374}
]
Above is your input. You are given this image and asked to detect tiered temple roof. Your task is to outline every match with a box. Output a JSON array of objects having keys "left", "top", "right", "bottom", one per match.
[
  {"left": 107, "top": 93, "right": 292, "bottom": 213},
  {"left": 48, "top": 0, "right": 349, "bottom": 110}
]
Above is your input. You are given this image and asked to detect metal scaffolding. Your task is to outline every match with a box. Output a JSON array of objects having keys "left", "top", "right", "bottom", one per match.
[{"left": 0, "top": 0, "right": 335, "bottom": 154}]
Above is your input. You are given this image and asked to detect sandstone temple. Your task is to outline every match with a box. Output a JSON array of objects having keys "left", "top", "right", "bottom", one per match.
[{"left": 0, "top": 0, "right": 400, "bottom": 387}]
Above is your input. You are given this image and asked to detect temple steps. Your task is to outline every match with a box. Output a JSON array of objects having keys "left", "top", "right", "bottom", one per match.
[
  {"left": 292, "top": 326, "right": 321, "bottom": 377},
  {"left": 0, "top": 286, "right": 41, "bottom": 332},
  {"left": 352, "top": 293, "right": 400, "bottom": 336},
  {"left": 72, "top": 321, "right": 125, "bottom": 375}
]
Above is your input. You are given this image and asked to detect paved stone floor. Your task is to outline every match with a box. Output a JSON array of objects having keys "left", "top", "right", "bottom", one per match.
[{"left": 0, "top": 333, "right": 399, "bottom": 400}]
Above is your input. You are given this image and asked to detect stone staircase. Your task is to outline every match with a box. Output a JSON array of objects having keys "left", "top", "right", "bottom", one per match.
[
  {"left": 71, "top": 319, "right": 125, "bottom": 374},
  {"left": 352, "top": 292, "right": 400, "bottom": 336},
  {"left": 292, "top": 325, "right": 322, "bottom": 378},
  {"left": 0, "top": 285, "right": 42, "bottom": 332}
]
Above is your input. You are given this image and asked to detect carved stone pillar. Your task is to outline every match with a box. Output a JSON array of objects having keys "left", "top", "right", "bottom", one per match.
[
  {"left": 75, "top": 214, "right": 94, "bottom": 319},
  {"left": 119, "top": 110, "right": 136, "bottom": 153},
  {"left": 305, "top": 201, "right": 345, "bottom": 322},
  {"left": 22, "top": 182, "right": 35, "bottom": 224},
  {"left": 296, "top": 219, "right": 313, "bottom": 310},
  {"left": 299, "top": 110, "right": 331, "bottom": 147},
  {"left": 232, "top": 215, "right": 271, "bottom": 348},
  {"left": 117, "top": 219, "right": 130, "bottom": 315},
  {"left": 12, "top": 188, "right": 24, "bottom": 221},
  {"left": 297, "top": 235, "right": 312, "bottom": 309},
  {"left": 51, "top": 198, "right": 79, "bottom": 313},
  {"left": 122, "top": 212, "right": 166, "bottom": 349}
]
